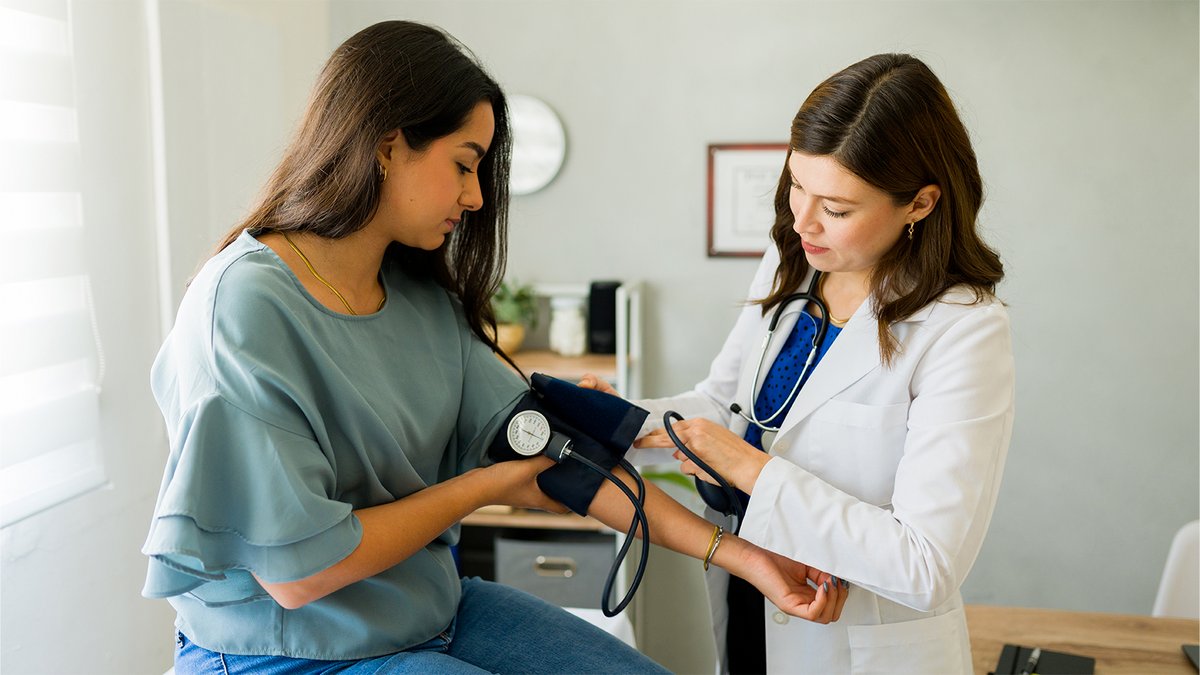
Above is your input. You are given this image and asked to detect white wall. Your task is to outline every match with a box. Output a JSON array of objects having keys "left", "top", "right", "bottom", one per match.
[
  {"left": 0, "top": 2, "right": 175, "bottom": 673},
  {"left": 158, "top": 0, "right": 331, "bottom": 306},
  {"left": 0, "top": 2, "right": 330, "bottom": 674},
  {"left": 333, "top": 0, "right": 1199, "bottom": 647}
]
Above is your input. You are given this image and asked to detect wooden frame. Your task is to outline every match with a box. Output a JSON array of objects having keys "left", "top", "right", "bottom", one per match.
[{"left": 706, "top": 143, "right": 789, "bottom": 257}]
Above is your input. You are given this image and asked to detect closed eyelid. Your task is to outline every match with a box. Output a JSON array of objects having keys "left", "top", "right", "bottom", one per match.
[
  {"left": 460, "top": 141, "right": 487, "bottom": 158},
  {"left": 789, "top": 173, "right": 857, "bottom": 205}
]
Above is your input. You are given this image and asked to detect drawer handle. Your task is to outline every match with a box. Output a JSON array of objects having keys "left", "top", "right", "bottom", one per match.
[{"left": 534, "top": 555, "right": 576, "bottom": 578}]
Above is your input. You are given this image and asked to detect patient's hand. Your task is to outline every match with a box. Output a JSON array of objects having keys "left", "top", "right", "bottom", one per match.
[
  {"left": 478, "top": 457, "right": 568, "bottom": 514},
  {"left": 578, "top": 373, "right": 620, "bottom": 397}
]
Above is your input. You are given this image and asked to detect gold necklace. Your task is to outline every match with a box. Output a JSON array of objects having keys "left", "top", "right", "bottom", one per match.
[
  {"left": 281, "top": 232, "right": 384, "bottom": 315},
  {"left": 818, "top": 274, "right": 853, "bottom": 327}
]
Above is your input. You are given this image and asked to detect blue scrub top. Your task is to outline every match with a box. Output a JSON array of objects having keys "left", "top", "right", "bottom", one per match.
[{"left": 743, "top": 310, "right": 842, "bottom": 450}]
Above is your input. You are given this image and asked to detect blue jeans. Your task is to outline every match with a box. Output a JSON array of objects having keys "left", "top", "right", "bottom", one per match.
[{"left": 175, "top": 577, "right": 668, "bottom": 674}]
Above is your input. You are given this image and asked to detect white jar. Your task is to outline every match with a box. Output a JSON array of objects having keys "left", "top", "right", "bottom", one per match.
[{"left": 548, "top": 296, "right": 587, "bottom": 357}]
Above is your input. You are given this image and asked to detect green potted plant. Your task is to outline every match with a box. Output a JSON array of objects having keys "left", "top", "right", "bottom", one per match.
[{"left": 490, "top": 279, "right": 538, "bottom": 353}]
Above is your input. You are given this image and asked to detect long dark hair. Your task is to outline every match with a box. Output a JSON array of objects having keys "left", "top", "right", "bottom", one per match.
[
  {"left": 761, "top": 53, "right": 1003, "bottom": 364},
  {"left": 213, "top": 20, "right": 513, "bottom": 357}
]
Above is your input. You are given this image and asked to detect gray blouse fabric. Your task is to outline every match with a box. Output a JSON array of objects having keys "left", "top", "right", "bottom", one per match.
[{"left": 142, "top": 230, "right": 526, "bottom": 659}]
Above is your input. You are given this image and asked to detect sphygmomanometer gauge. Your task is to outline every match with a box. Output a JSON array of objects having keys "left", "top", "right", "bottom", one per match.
[{"left": 506, "top": 409, "right": 552, "bottom": 456}]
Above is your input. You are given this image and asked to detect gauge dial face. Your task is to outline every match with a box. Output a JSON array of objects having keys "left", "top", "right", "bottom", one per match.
[{"left": 506, "top": 410, "right": 551, "bottom": 456}]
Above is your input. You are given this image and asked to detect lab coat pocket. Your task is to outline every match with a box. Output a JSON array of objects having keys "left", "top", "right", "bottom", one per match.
[
  {"left": 808, "top": 400, "right": 908, "bottom": 506},
  {"left": 847, "top": 607, "right": 968, "bottom": 675}
]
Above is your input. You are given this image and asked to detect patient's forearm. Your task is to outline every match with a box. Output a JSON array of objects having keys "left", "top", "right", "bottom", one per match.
[{"left": 585, "top": 466, "right": 753, "bottom": 572}]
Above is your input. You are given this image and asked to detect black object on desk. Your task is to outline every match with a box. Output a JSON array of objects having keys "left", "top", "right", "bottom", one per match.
[
  {"left": 993, "top": 644, "right": 1095, "bottom": 675},
  {"left": 1183, "top": 643, "right": 1199, "bottom": 671},
  {"left": 587, "top": 281, "right": 620, "bottom": 354}
]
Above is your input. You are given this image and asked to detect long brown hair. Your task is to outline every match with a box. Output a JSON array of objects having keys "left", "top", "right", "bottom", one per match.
[
  {"left": 212, "top": 21, "right": 513, "bottom": 358},
  {"left": 761, "top": 53, "right": 1003, "bottom": 364}
]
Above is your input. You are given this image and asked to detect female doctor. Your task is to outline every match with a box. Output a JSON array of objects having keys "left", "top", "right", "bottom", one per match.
[{"left": 585, "top": 53, "right": 1013, "bottom": 674}]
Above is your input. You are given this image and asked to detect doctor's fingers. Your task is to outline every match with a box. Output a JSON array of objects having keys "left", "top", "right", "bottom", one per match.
[
  {"left": 791, "top": 582, "right": 832, "bottom": 624},
  {"left": 818, "top": 578, "right": 844, "bottom": 623},
  {"left": 671, "top": 419, "right": 751, "bottom": 457},
  {"left": 632, "top": 418, "right": 704, "bottom": 445},
  {"left": 813, "top": 570, "right": 850, "bottom": 622},
  {"left": 806, "top": 569, "right": 848, "bottom": 623},
  {"left": 831, "top": 580, "right": 848, "bottom": 621},
  {"left": 819, "top": 583, "right": 840, "bottom": 623},
  {"left": 673, "top": 455, "right": 718, "bottom": 485},
  {"left": 814, "top": 580, "right": 845, "bottom": 624},
  {"left": 634, "top": 420, "right": 727, "bottom": 449},
  {"left": 578, "top": 373, "right": 619, "bottom": 396},
  {"left": 632, "top": 428, "right": 674, "bottom": 448}
]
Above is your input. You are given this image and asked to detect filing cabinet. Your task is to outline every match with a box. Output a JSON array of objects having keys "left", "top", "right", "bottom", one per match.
[{"left": 494, "top": 530, "right": 616, "bottom": 609}]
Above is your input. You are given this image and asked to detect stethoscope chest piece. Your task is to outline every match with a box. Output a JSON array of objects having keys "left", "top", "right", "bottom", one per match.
[{"left": 760, "top": 430, "right": 778, "bottom": 451}]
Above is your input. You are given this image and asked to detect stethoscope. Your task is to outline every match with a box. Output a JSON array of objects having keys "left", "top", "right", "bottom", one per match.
[
  {"left": 729, "top": 270, "right": 831, "bottom": 433},
  {"left": 667, "top": 270, "right": 836, "bottom": 529}
]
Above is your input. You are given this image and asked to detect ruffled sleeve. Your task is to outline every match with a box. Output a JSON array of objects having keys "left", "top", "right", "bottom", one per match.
[{"left": 142, "top": 393, "right": 361, "bottom": 602}]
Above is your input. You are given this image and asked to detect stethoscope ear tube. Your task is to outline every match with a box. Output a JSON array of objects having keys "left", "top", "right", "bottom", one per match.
[
  {"left": 739, "top": 270, "right": 831, "bottom": 433},
  {"left": 664, "top": 411, "right": 745, "bottom": 534}
]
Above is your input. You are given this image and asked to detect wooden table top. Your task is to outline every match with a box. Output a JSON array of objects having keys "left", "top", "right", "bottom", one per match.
[
  {"left": 966, "top": 604, "right": 1199, "bottom": 674},
  {"left": 461, "top": 506, "right": 607, "bottom": 532}
]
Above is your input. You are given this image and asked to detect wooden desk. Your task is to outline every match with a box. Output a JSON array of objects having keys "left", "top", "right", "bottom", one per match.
[
  {"left": 966, "top": 605, "right": 1199, "bottom": 674},
  {"left": 508, "top": 350, "right": 617, "bottom": 382},
  {"left": 460, "top": 506, "right": 607, "bottom": 532}
]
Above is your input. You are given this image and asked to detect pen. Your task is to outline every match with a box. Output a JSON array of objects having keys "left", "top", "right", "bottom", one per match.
[{"left": 1018, "top": 647, "right": 1041, "bottom": 675}]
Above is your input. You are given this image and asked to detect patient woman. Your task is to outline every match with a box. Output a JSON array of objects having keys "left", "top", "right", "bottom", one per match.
[{"left": 141, "top": 20, "right": 846, "bottom": 674}]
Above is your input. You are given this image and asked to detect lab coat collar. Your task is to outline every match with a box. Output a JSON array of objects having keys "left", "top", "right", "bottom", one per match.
[
  {"left": 772, "top": 305, "right": 880, "bottom": 439},
  {"left": 759, "top": 275, "right": 937, "bottom": 443}
]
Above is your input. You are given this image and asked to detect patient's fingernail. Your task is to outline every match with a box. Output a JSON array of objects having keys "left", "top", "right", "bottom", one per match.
[{"left": 822, "top": 581, "right": 829, "bottom": 592}]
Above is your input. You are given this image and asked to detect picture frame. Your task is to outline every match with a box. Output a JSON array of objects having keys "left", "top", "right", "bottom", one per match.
[{"left": 706, "top": 143, "right": 789, "bottom": 257}]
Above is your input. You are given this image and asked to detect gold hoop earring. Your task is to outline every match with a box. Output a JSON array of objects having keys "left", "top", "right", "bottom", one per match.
[{"left": 907, "top": 221, "right": 916, "bottom": 240}]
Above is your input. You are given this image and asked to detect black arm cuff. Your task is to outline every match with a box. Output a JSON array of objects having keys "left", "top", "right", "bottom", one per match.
[
  {"left": 535, "top": 410, "right": 618, "bottom": 515},
  {"left": 529, "top": 373, "right": 648, "bottom": 451},
  {"left": 486, "top": 375, "right": 649, "bottom": 516}
]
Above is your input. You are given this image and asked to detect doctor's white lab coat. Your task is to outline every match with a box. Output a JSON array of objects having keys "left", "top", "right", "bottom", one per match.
[{"left": 634, "top": 246, "right": 1014, "bottom": 674}]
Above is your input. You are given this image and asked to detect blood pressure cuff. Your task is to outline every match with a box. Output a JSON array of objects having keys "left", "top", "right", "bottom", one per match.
[
  {"left": 529, "top": 373, "right": 648, "bottom": 449},
  {"left": 487, "top": 373, "right": 649, "bottom": 515}
]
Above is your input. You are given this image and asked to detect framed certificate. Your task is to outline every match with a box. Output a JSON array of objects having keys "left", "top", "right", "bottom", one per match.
[{"left": 706, "top": 143, "right": 789, "bottom": 257}]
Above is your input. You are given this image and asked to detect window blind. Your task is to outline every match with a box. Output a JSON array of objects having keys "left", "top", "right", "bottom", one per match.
[{"left": 0, "top": 0, "right": 106, "bottom": 528}]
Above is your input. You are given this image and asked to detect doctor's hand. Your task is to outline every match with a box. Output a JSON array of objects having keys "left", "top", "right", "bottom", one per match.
[
  {"left": 577, "top": 373, "right": 620, "bottom": 397},
  {"left": 476, "top": 457, "right": 569, "bottom": 514},
  {"left": 636, "top": 418, "right": 770, "bottom": 494},
  {"left": 723, "top": 536, "right": 848, "bottom": 624}
]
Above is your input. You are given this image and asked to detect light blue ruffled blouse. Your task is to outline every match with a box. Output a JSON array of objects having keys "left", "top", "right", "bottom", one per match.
[{"left": 141, "top": 230, "right": 526, "bottom": 659}]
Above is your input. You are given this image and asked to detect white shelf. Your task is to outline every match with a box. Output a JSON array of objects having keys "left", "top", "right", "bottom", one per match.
[
  {"left": 516, "top": 281, "right": 642, "bottom": 398},
  {"left": 464, "top": 280, "right": 645, "bottom": 629}
]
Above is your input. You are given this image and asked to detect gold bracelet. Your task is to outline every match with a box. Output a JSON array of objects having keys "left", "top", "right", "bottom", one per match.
[{"left": 703, "top": 525, "right": 725, "bottom": 571}]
